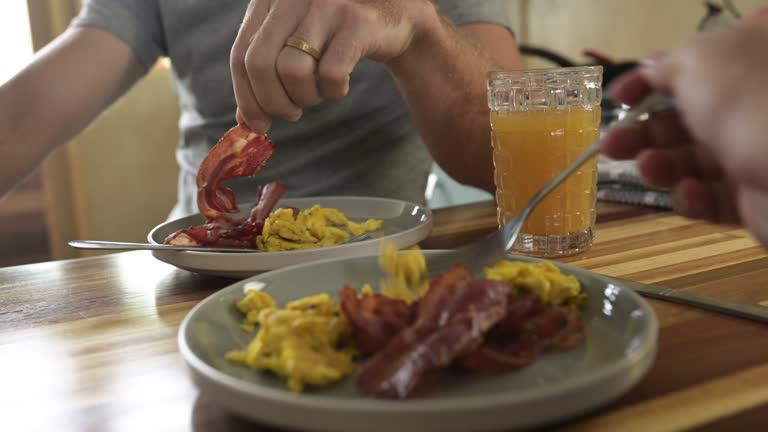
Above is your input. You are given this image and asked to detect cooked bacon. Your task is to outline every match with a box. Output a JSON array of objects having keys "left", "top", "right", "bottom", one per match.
[
  {"left": 459, "top": 303, "right": 585, "bottom": 370},
  {"left": 163, "top": 218, "right": 262, "bottom": 248},
  {"left": 164, "top": 180, "right": 287, "bottom": 248},
  {"left": 339, "top": 287, "right": 416, "bottom": 355},
  {"left": 551, "top": 305, "right": 586, "bottom": 348},
  {"left": 197, "top": 124, "right": 275, "bottom": 221},
  {"left": 429, "top": 265, "right": 473, "bottom": 291},
  {"left": 485, "top": 292, "right": 537, "bottom": 336},
  {"left": 355, "top": 279, "right": 509, "bottom": 398},
  {"left": 339, "top": 266, "right": 472, "bottom": 356},
  {"left": 247, "top": 182, "right": 289, "bottom": 224}
]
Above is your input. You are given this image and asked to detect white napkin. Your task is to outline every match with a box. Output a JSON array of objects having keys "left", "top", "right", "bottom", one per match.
[{"left": 597, "top": 157, "right": 673, "bottom": 209}]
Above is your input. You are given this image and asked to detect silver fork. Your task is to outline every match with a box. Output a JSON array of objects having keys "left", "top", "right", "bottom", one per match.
[{"left": 426, "top": 92, "right": 675, "bottom": 275}]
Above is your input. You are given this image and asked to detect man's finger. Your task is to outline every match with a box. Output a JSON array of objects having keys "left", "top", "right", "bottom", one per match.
[
  {"left": 245, "top": 0, "right": 307, "bottom": 121},
  {"left": 673, "top": 177, "right": 741, "bottom": 224},
  {"left": 231, "top": 0, "right": 271, "bottom": 132},
  {"left": 277, "top": 2, "right": 336, "bottom": 106},
  {"left": 601, "top": 110, "right": 691, "bottom": 159}
]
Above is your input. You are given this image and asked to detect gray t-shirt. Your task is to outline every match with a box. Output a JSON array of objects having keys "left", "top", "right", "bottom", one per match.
[{"left": 71, "top": 0, "right": 512, "bottom": 219}]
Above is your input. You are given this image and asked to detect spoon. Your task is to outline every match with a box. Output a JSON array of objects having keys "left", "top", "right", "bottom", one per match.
[
  {"left": 68, "top": 234, "right": 371, "bottom": 253},
  {"left": 425, "top": 92, "right": 674, "bottom": 275}
]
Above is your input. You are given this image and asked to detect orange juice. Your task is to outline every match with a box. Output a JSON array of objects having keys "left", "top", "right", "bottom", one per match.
[{"left": 491, "top": 106, "right": 600, "bottom": 237}]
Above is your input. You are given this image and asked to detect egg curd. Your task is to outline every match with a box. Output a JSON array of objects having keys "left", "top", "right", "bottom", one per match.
[
  {"left": 256, "top": 206, "right": 383, "bottom": 252},
  {"left": 367, "top": 242, "right": 584, "bottom": 306},
  {"left": 361, "top": 243, "right": 429, "bottom": 303},
  {"left": 226, "top": 289, "right": 358, "bottom": 393},
  {"left": 484, "top": 260, "right": 584, "bottom": 305}
]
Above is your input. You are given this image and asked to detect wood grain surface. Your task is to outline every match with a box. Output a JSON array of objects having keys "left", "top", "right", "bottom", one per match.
[{"left": 1, "top": 201, "right": 767, "bottom": 432}]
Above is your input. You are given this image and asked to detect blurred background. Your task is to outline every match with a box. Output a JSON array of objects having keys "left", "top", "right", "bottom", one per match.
[{"left": 0, "top": 0, "right": 764, "bottom": 267}]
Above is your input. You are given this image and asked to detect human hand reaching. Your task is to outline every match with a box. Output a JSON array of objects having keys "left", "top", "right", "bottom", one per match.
[
  {"left": 601, "top": 9, "right": 768, "bottom": 246},
  {"left": 230, "top": 0, "right": 435, "bottom": 132}
]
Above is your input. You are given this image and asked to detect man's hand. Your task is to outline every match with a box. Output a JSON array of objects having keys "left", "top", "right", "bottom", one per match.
[
  {"left": 230, "top": 0, "right": 435, "bottom": 132},
  {"left": 601, "top": 9, "right": 768, "bottom": 246}
]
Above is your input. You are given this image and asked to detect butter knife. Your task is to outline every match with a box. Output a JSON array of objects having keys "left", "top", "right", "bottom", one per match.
[{"left": 610, "top": 276, "right": 768, "bottom": 324}]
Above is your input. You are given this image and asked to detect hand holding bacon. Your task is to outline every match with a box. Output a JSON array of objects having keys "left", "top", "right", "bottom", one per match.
[{"left": 164, "top": 124, "right": 287, "bottom": 248}]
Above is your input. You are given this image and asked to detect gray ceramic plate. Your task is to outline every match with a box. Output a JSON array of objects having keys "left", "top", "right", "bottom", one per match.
[
  {"left": 148, "top": 196, "right": 432, "bottom": 278},
  {"left": 178, "top": 251, "right": 658, "bottom": 432}
]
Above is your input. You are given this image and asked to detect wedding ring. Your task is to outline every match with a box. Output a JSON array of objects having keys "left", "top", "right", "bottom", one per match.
[{"left": 285, "top": 36, "right": 322, "bottom": 61}]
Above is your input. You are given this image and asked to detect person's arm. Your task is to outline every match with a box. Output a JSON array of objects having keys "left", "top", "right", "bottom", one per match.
[
  {"left": 387, "top": 17, "right": 523, "bottom": 192},
  {"left": 0, "top": 27, "right": 145, "bottom": 197}
]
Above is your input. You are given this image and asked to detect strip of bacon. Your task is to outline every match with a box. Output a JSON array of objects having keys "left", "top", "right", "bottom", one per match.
[
  {"left": 162, "top": 123, "right": 280, "bottom": 248},
  {"left": 355, "top": 278, "right": 509, "bottom": 399},
  {"left": 247, "top": 181, "right": 289, "bottom": 225},
  {"left": 459, "top": 303, "right": 585, "bottom": 370},
  {"left": 197, "top": 124, "right": 275, "bottom": 221},
  {"left": 164, "top": 180, "right": 287, "bottom": 248},
  {"left": 340, "top": 265, "right": 473, "bottom": 356},
  {"left": 339, "top": 287, "right": 416, "bottom": 355}
]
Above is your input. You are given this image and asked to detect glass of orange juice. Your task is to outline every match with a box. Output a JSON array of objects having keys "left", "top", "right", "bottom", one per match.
[{"left": 488, "top": 66, "right": 602, "bottom": 257}]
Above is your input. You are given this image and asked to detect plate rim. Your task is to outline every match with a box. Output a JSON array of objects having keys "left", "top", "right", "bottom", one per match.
[
  {"left": 147, "top": 195, "right": 433, "bottom": 258},
  {"left": 178, "top": 251, "right": 659, "bottom": 413}
]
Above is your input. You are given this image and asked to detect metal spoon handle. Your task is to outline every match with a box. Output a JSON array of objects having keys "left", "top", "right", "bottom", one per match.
[{"left": 68, "top": 240, "right": 263, "bottom": 253}]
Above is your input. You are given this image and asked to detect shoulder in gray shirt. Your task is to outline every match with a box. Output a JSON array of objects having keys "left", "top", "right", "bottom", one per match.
[{"left": 72, "top": 0, "right": 513, "bottom": 219}]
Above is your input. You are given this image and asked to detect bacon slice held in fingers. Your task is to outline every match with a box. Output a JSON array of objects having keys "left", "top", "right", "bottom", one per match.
[
  {"left": 339, "top": 287, "right": 416, "bottom": 355},
  {"left": 355, "top": 279, "right": 509, "bottom": 398},
  {"left": 197, "top": 124, "right": 275, "bottom": 221},
  {"left": 163, "top": 124, "right": 281, "bottom": 248}
]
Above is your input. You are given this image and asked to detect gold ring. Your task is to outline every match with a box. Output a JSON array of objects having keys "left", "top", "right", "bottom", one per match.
[{"left": 285, "top": 36, "right": 322, "bottom": 61}]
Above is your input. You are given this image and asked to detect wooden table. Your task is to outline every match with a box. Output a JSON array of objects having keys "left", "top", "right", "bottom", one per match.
[{"left": 2, "top": 201, "right": 768, "bottom": 431}]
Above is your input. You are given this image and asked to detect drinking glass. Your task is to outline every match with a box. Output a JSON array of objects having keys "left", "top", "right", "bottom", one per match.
[{"left": 488, "top": 66, "right": 603, "bottom": 257}]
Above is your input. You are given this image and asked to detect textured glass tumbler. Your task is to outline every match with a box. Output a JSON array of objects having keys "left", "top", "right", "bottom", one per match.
[{"left": 488, "top": 66, "right": 603, "bottom": 257}]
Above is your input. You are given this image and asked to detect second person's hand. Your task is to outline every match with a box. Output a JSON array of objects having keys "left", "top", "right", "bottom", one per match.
[{"left": 230, "top": 0, "right": 435, "bottom": 133}]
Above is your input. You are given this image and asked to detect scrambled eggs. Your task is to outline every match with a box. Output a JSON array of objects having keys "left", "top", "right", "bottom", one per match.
[
  {"left": 361, "top": 242, "right": 429, "bottom": 303},
  {"left": 256, "top": 206, "right": 383, "bottom": 252},
  {"left": 226, "top": 290, "right": 358, "bottom": 393},
  {"left": 369, "top": 242, "right": 584, "bottom": 305},
  {"left": 484, "top": 260, "right": 584, "bottom": 305}
]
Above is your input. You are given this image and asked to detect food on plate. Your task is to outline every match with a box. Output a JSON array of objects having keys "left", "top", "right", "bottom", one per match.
[
  {"left": 162, "top": 124, "right": 383, "bottom": 250},
  {"left": 164, "top": 124, "right": 281, "bottom": 247},
  {"left": 484, "top": 260, "right": 585, "bottom": 305},
  {"left": 235, "top": 290, "right": 276, "bottom": 333},
  {"left": 338, "top": 286, "right": 415, "bottom": 356},
  {"left": 226, "top": 290, "right": 358, "bottom": 393},
  {"left": 226, "top": 244, "right": 586, "bottom": 397},
  {"left": 195, "top": 124, "right": 275, "bottom": 221},
  {"left": 361, "top": 245, "right": 429, "bottom": 303},
  {"left": 256, "top": 206, "right": 383, "bottom": 252},
  {"left": 355, "top": 278, "right": 509, "bottom": 398}
]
